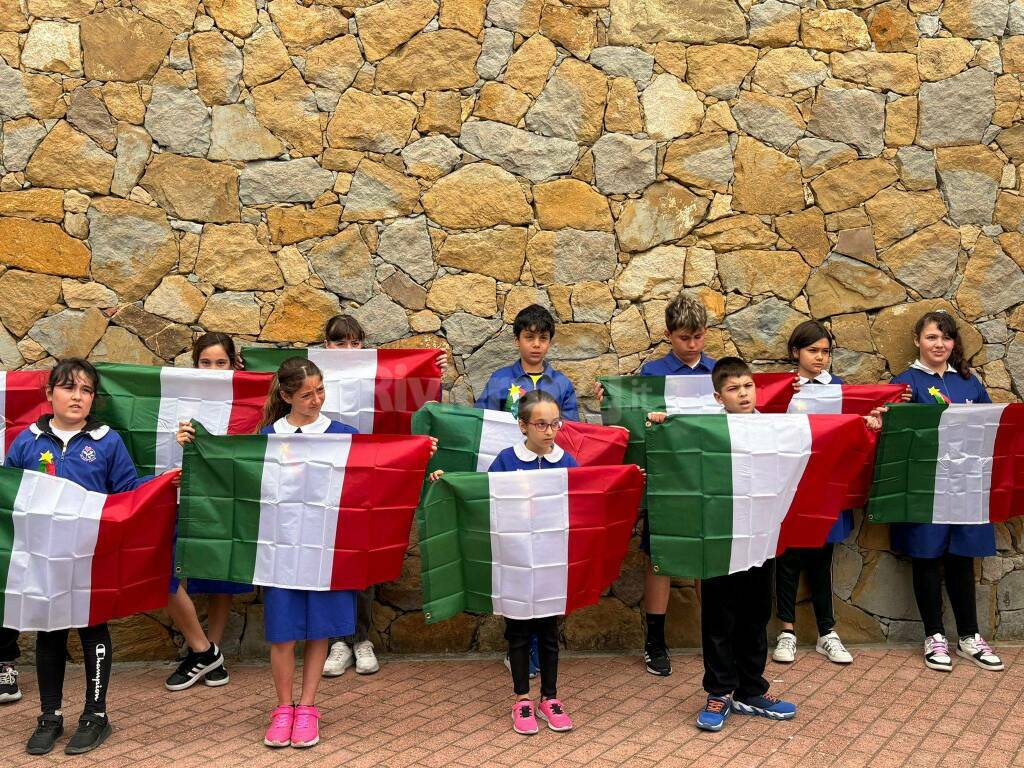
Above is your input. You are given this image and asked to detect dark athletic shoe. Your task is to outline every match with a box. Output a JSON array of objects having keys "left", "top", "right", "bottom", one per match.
[
  {"left": 64, "top": 713, "right": 111, "bottom": 755},
  {"left": 644, "top": 644, "right": 672, "bottom": 676},
  {"left": 26, "top": 713, "right": 64, "bottom": 755},
  {"left": 204, "top": 663, "right": 230, "bottom": 687},
  {"left": 0, "top": 662, "right": 21, "bottom": 703},
  {"left": 165, "top": 644, "right": 224, "bottom": 691}
]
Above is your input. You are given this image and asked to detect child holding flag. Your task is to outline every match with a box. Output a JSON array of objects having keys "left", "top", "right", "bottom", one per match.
[
  {"left": 772, "top": 321, "right": 854, "bottom": 666},
  {"left": 889, "top": 311, "right": 1003, "bottom": 673},
  {"left": 7, "top": 359, "right": 175, "bottom": 755}
]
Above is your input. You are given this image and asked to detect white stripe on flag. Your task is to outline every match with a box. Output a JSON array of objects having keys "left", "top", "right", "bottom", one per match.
[
  {"left": 489, "top": 469, "right": 570, "bottom": 619},
  {"left": 308, "top": 348, "right": 378, "bottom": 433},
  {"left": 664, "top": 375, "right": 719, "bottom": 414},
  {"left": 788, "top": 386, "right": 843, "bottom": 414},
  {"left": 156, "top": 369, "right": 236, "bottom": 473},
  {"left": 933, "top": 404, "right": 1007, "bottom": 524},
  {"left": 3, "top": 472, "right": 105, "bottom": 630},
  {"left": 0, "top": 371, "right": 7, "bottom": 463},
  {"left": 476, "top": 411, "right": 520, "bottom": 472},
  {"left": 726, "top": 414, "right": 812, "bottom": 574},
  {"left": 255, "top": 434, "right": 350, "bottom": 589}
]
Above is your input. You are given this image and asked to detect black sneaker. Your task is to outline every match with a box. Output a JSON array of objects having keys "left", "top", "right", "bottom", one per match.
[
  {"left": 64, "top": 714, "right": 111, "bottom": 755},
  {"left": 204, "top": 663, "right": 230, "bottom": 687},
  {"left": 644, "top": 644, "right": 672, "bottom": 676},
  {"left": 165, "top": 644, "right": 224, "bottom": 691},
  {"left": 26, "top": 713, "right": 64, "bottom": 755},
  {"left": 0, "top": 662, "right": 21, "bottom": 703}
]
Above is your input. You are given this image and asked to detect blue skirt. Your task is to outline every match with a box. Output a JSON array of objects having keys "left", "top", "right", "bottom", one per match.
[
  {"left": 890, "top": 522, "right": 996, "bottom": 559},
  {"left": 168, "top": 575, "right": 254, "bottom": 595},
  {"left": 264, "top": 587, "right": 357, "bottom": 643},
  {"left": 825, "top": 510, "right": 855, "bottom": 544}
]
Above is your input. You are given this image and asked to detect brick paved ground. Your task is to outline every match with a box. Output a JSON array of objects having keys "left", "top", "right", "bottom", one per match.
[{"left": 2, "top": 645, "right": 1023, "bottom": 767}]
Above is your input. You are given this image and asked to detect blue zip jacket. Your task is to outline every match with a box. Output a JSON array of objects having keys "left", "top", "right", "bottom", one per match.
[
  {"left": 4, "top": 415, "right": 146, "bottom": 494},
  {"left": 475, "top": 360, "right": 579, "bottom": 421}
]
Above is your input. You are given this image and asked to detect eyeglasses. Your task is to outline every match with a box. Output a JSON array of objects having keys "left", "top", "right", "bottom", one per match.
[{"left": 525, "top": 420, "right": 563, "bottom": 432}]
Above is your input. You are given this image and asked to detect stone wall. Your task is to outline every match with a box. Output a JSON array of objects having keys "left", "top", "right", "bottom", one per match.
[{"left": 2, "top": 0, "right": 1024, "bottom": 658}]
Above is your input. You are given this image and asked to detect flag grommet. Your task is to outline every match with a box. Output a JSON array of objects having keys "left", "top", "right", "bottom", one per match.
[
  {"left": 424, "top": 611, "right": 432, "bottom": 620},
  {"left": 652, "top": 564, "right": 660, "bottom": 573}
]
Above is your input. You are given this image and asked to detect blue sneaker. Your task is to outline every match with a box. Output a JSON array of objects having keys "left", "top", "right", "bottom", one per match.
[
  {"left": 732, "top": 693, "right": 796, "bottom": 720},
  {"left": 696, "top": 695, "right": 732, "bottom": 731}
]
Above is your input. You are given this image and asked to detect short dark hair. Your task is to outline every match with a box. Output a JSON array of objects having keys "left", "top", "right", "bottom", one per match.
[
  {"left": 517, "top": 389, "right": 559, "bottom": 423},
  {"left": 665, "top": 292, "right": 708, "bottom": 334},
  {"left": 787, "top": 320, "right": 834, "bottom": 360},
  {"left": 324, "top": 314, "right": 366, "bottom": 344},
  {"left": 513, "top": 304, "right": 555, "bottom": 338},
  {"left": 48, "top": 358, "right": 99, "bottom": 392},
  {"left": 192, "top": 332, "right": 237, "bottom": 367},
  {"left": 711, "top": 357, "right": 753, "bottom": 393}
]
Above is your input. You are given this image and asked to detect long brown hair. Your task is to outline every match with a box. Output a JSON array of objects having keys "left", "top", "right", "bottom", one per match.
[
  {"left": 192, "top": 332, "right": 237, "bottom": 367},
  {"left": 257, "top": 357, "right": 324, "bottom": 431},
  {"left": 913, "top": 311, "right": 970, "bottom": 379}
]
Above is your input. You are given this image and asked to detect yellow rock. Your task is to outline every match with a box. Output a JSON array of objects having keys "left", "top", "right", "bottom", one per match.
[
  {"left": 260, "top": 284, "right": 343, "bottom": 343},
  {"left": 422, "top": 164, "right": 532, "bottom": 229},
  {"left": 418, "top": 91, "right": 463, "bottom": 136},
  {"left": 242, "top": 26, "right": 291, "bottom": 87},
  {"left": 732, "top": 137, "right": 804, "bottom": 215},
  {"left": 327, "top": 89, "right": 417, "bottom": 153},
  {"left": 196, "top": 223, "right": 284, "bottom": 291},
  {"left": 776, "top": 207, "right": 830, "bottom": 267},
  {"left": 100, "top": 82, "right": 145, "bottom": 124},
  {"left": 473, "top": 82, "right": 532, "bottom": 125},
  {"left": 685, "top": 44, "right": 757, "bottom": 99},
  {"left": 252, "top": 68, "right": 322, "bottom": 158},
  {"left": 801, "top": 9, "right": 870, "bottom": 52},
  {"left": 375, "top": 30, "right": 481, "bottom": 92},
  {"left": 604, "top": 77, "right": 643, "bottom": 133},
  {"left": 533, "top": 179, "right": 612, "bottom": 231},
  {"left": 810, "top": 158, "right": 899, "bottom": 213},
  {"left": 0, "top": 188, "right": 65, "bottom": 222},
  {"left": 355, "top": 0, "right": 439, "bottom": 62},
  {"left": 267, "top": 0, "right": 346, "bottom": 48},
  {"left": 25, "top": 121, "right": 114, "bottom": 194},
  {"left": 539, "top": 4, "right": 596, "bottom": 59},
  {"left": 885, "top": 96, "right": 917, "bottom": 147},
  {"left": 653, "top": 41, "right": 687, "bottom": 79},
  {"left": 503, "top": 34, "right": 556, "bottom": 97},
  {"left": 204, "top": 0, "right": 257, "bottom": 37},
  {"left": 439, "top": 0, "right": 486, "bottom": 35},
  {"left": 0, "top": 270, "right": 63, "bottom": 335},
  {"left": 717, "top": 249, "right": 810, "bottom": 301},
  {"left": 753, "top": 47, "right": 828, "bottom": 95},
  {"left": 426, "top": 273, "right": 498, "bottom": 316},
  {"left": 917, "top": 37, "right": 975, "bottom": 81},
  {"left": 341, "top": 161, "right": 420, "bottom": 221},
  {"left": 1003, "top": 35, "right": 1024, "bottom": 74},
  {"left": 830, "top": 51, "right": 919, "bottom": 94},
  {"left": 80, "top": 8, "right": 173, "bottom": 82},
  {"left": 437, "top": 228, "right": 527, "bottom": 282},
  {"left": 267, "top": 204, "right": 340, "bottom": 245}
]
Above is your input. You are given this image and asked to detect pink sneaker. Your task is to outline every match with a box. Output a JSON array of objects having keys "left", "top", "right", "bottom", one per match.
[
  {"left": 512, "top": 700, "right": 539, "bottom": 735},
  {"left": 291, "top": 705, "right": 320, "bottom": 748},
  {"left": 538, "top": 698, "right": 573, "bottom": 732},
  {"left": 263, "top": 705, "right": 293, "bottom": 748}
]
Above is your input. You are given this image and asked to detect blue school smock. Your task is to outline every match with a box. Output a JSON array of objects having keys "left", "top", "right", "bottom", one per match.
[
  {"left": 488, "top": 442, "right": 579, "bottom": 472},
  {"left": 259, "top": 414, "right": 358, "bottom": 643},
  {"left": 799, "top": 371, "right": 855, "bottom": 544},
  {"left": 639, "top": 351, "right": 716, "bottom": 376},
  {"left": 888, "top": 361, "right": 995, "bottom": 559},
  {"left": 475, "top": 360, "right": 579, "bottom": 421}
]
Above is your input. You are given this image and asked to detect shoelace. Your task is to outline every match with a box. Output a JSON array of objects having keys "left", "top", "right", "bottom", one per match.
[
  {"left": 517, "top": 704, "right": 533, "bottom": 719},
  {"left": 327, "top": 646, "right": 348, "bottom": 661},
  {"left": 270, "top": 709, "right": 293, "bottom": 727},
  {"left": 705, "top": 698, "right": 728, "bottom": 714},
  {"left": 778, "top": 635, "right": 796, "bottom": 652},
  {"left": 760, "top": 694, "right": 780, "bottom": 706},
  {"left": 546, "top": 701, "right": 564, "bottom": 715},
  {"left": 355, "top": 645, "right": 374, "bottom": 659},
  {"left": 294, "top": 711, "right": 316, "bottom": 727},
  {"left": 927, "top": 636, "right": 949, "bottom": 657},
  {"left": 822, "top": 636, "right": 846, "bottom": 655},
  {"left": 968, "top": 635, "right": 995, "bottom": 655},
  {"left": 0, "top": 665, "right": 17, "bottom": 685}
]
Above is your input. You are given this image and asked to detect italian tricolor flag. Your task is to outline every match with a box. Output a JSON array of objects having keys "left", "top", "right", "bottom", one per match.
[
  {"left": 0, "top": 371, "right": 51, "bottom": 462},
  {"left": 646, "top": 413, "right": 874, "bottom": 579},
  {"left": 242, "top": 348, "right": 442, "bottom": 434},
  {"left": 412, "top": 402, "right": 629, "bottom": 472},
  {"left": 418, "top": 465, "right": 644, "bottom": 622},
  {"left": 770, "top": 383, "right": 906, "bottom": 415},
  {"left": 0, "top": 471, "right": 178, "bottom": 631},
  {"left": 868, "top": 403, "right": 1024, "bottom": 524},
  {"left": 93, "top": 364, "right": 272, "bottom": 475},
  {"left": 177, "top": 426, "right": 433, "bottom": 590}
]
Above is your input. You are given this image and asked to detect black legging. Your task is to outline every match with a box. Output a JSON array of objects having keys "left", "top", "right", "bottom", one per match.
[
  {"left": 911, "top": 554, "right": 978, "bottom": 639},
  {"left": 775, "top": 545, "right": 836, "bottom": 637},
  {"left": 0, "top": 628, "right": 19, "bottom": 663},
  {"left": 36, "top": 624, "right": 112, "bottom": 716},
  {"left": 505, "top": 616, "right": 559, "bottom": 699}
]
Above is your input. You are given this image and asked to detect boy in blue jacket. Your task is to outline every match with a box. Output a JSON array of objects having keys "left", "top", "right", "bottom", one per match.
[{"left": 475, "top": 304, "right": 579, "bottom": 421}]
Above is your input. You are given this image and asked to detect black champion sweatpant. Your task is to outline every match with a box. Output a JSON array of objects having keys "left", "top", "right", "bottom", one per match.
[{"left": 36, "top": 624, "right": 112, "bottom": 716}]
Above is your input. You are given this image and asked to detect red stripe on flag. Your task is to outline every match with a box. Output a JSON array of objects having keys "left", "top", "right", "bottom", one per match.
[
  {"left": 87, "top": 474, "right": 178, "bottom": 627},
  {"left": 753, "top": 373, "right": 801, "bottom": 412},
  {"left": 227, "top": 372, "right": 274, "bottom": 435},
  {"left": 840, "top": 385, "right": 906, "bottom": 415},
  {"left": 4, "top": 371, "right": 50, "bottom": 454},
  {"left": 329, "top": 435, "right": 433, "bottom": 590},
  {"left": 990, "top": 404, "right": 1024, "bottom": 523},
  {"left": 776, "top": 415, "right": 874, "bottom": 553},
  {"left": 556, "top": 421, "right": 630, "bottom": 466},
  {"left": 372, "top": 349, "right": 443, "bottom": 434},
  {"left": 564, "top": 465, "right": 644, "bottom": 615}
]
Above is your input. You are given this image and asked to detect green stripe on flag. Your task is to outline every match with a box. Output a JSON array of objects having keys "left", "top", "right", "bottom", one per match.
[
  {"left": 646, "top": 416, "right": 733, "bottom": 579},
  {"left": 240, "top": 348, "right": 308, "bottom": 372},
  {"left": 0, "top": 467, "right": 24, "bottom": 618},
  {"left": 599, "top": 376, "right": 667, "bottom": 467},
  {"left": 418, "top": 472, "right": 494, "bottom": 623},
  {"left": 867, "top": 403, "right": 945, "bottom": 524},
  {"left": 412, "top": 403, "right": 485, "bottom": 474},
  {"left": 94, "top": 363, "right": 163, "bottom": 475},
  {"left": 177, "top": 423, "right": 268, "bottom": 584}
]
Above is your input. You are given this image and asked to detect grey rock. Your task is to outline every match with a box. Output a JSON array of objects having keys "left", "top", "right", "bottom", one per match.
[
  {"left": 209, "top": 104, "right": 285, "bottom": 161},
  {"left": 476, "top": 27, "right": 514, "bottom": 81},
  {"left": 1010, "top": 0, "right": 1024, "bottom": 33},
  {"left": 465, "top": 327, "right": 515, "bottom": 399},
  {"left": 239, "top": 158, "right": 334, "bottom": 204},
  {"left": 0, "top": 323, "right": 25, "bottom": 368},
  {"left": 400, "top": 135, "right": 462, "bottom": 180},
  {"left": 749, "top": 0, "right": 799, "bottom": 40},
  {"left": 0, "top": 62, "right": 31, "bottom": 119},
  {"left": 486, "top": 0, "right": 536, "bottom": 32},
  {"left": 534, "top": 230, "right": 618, "bottom": 283},
  {"left": 111, "top": 124, "right": 152, "bottom": 198},
  {"left": 442, "top": 312, "right": 503, "bottom": 355},
  {"left": 377, "top": 216, "right": 436, "bottom": 285},
  {"left": 880, "top": 224, "right": 960, "bottom": 298},
  {"left": 796, "top": 137, "right": 855, "bottom": 175},
  {"left": 589, "top": 46, "right": 655, "bottom": 82},
  {"left": 886, "top": 620, "right": 926, "bottom": 642},
  {"left": 1, "top": 118, "right": 46, "bottom": 171},
  {"left": 88, "top": 201, "right": 179, "bottom": 301},
  {"left": 1006, "top": 333, "right": 1024, "bottom": 395},
  {"left": 144, "top": 78, "right": 211, "bottom": 157},
  {"left": 592, "top": 133, "right": 657, "bottom": 194},
  {"left": 459, "top": 121, "right": 577, "bottom": 183},
  {"left": 66, "top": 88, "right": 116, "bottom": 151},
  {"left": 307, "top": 227, "right": 373, "bottom": 303},
  {"left": 938, "top": 167, "right": 999, "bottom": 226},
  {"left": 852, "top": 552, "right": 920, "bottom": 621},
  {"left": 895, "top": 147, "right": 937, "bottom": 191},
  {"left": 724, "top": 297, "right": 808, "bottom": 359},
  {"left": 28, "top": 308, "right": 108, "bottom": 359},
  {"left": 731, "top": 92, "right": 804, "bottom": 151},
  {"left": 978, "top": 319, "right": 1011, "bottom": 343},
  {"left": 351, "top": 294, "right": 410, "bottom": 345},
  {"left": 832, "top": 543, "right": 862, "bottom": 602},
  {"left": 832, "top": 348, "right": 887, "bottom": 383},
  {"left": 807, "top": 87, "right": 885, "bottom": 157},
  {"left": 917, "top": 13, "right": 940, "bottom": 35},
  {"left": 997, "top": 608, "right": 1024, "bottom": 640},
  {"left": 942, "top": 0, "right": 1009, "bottom": 38},
  {"left": 917, "top": 68, "right": 995, "bottom": 148}
]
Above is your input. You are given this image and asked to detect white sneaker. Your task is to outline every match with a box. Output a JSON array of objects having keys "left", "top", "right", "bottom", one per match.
[
  {"left": 322, "top": 641, "right": 353, "bottom": 678},
  {"left": 924, "top": 633, "right": 952, "bottom": 672},
  {"left": 956, "top": 634, "right": 1004, "bottom": 671},
  {"left": 353, "top": 640, "right": 379, "bottom": 675},
  {"left": 772, "top": 632, "right": 797, "bottom": 663},
  {"left": 815, "top": 631, "right": 853, "bottom": 664}
]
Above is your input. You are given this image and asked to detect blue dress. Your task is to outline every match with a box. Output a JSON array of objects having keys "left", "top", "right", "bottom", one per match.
[
  {"left": 260, "top": 415, "right": 359, "bottom": 643},
  {"left": 888, "top": 363, "right": 995, "bottom": 559}
]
